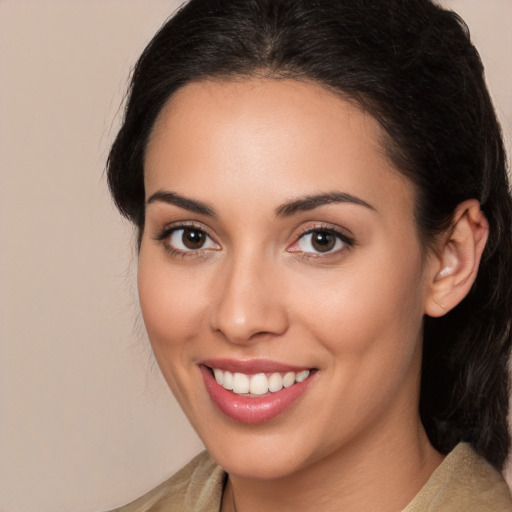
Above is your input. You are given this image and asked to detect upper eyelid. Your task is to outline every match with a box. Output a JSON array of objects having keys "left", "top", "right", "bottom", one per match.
[
  {"left": 154, "top": 220, "right": 216, "bottom": 240},
  {"left": 293, "top": 222, "right": 354, "bottom": 242}
]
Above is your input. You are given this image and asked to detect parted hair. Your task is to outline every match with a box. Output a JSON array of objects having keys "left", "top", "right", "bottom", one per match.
[{"left": 107, "top": 0, "right": 512, "bottom": 469}]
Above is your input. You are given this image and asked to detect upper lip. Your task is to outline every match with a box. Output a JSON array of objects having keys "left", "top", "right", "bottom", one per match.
[{"left": 200, "top": 358, "right": 313, "bottom": 374}]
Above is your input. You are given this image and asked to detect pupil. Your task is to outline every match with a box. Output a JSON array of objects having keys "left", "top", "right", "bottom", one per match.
[
  {"left": 182, "top": 228, "right": 205, "bottom": 249},
  {"left": 312, "top": 231, "right": 335, "bottom": 252}
]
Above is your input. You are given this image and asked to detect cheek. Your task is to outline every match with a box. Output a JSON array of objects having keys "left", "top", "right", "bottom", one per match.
[
  {"left": 291, "top": 245, "right": 427, "bottom": 440},
  {"left": 296, "top": 240, "right": 426, "bottom": 368},
  {"left": 137, "top": 251, "right": 207, "bottom": 361},
  {"left": 137, "top": 250, "right": 214, "bottom": 416}
]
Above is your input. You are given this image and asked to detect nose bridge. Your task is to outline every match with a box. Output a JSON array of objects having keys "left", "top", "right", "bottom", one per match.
[{"left": 210, "top": 245, "right": 288, "bottom": 344}]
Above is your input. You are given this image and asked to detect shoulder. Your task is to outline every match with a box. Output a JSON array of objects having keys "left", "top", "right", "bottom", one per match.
[
  {"left": 108, "top": 451, "right": 225, "bottom": 512},
  {"left": 403, "top": 443, "right": 512, "bottom": 511}
]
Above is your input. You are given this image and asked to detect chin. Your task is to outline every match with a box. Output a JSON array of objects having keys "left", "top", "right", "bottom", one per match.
[
  {"left": 212, "top": 447, "right": 302, "bottom": 480},
  {"left": 198, "top": 425, "right": 313, "bottom": 480}
]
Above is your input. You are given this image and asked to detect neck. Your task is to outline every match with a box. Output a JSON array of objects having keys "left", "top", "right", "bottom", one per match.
[{"left": 222, "top": 417, "right": 443, "bottom": 512}]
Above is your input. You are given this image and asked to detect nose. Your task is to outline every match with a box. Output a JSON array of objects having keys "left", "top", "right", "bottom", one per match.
[{"left": 209, "top": 252, "right": 289, "bottom": 344}]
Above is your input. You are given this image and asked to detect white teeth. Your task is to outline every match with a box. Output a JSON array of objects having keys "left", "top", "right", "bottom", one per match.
[
  {"left": 249, "top": 373, "right": 269, "bottom": 395},
  {"left": 232, "top": 373, "right": 250, "bottom": 394},
  {"left": 213, "top": 368, "right": 224, "bottom": 385},
  {"left": 268, "top": 372, "right": 284, "bottom": 392},
  {"left": 282, "top": 372, "right": 295, "bottom": 388},
  {"left": 223, "top": 371, "right": 234, "bottom": 390},
  {"left": 212, "top": 367, "right": 312, "bottom": 396},
  {"left": 296, "top": 370, "right": 310, "bottom": 383}
]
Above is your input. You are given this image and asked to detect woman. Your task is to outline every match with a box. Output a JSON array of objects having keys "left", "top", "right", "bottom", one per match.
[{"left": 107, "top": 0, "right": 512, "bottom": 510}]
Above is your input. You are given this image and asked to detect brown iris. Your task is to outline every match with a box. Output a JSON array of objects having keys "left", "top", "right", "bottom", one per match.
[
  {"left": 311, "top": 231, "right": 336, "bottom": 252},
  {"left": 182, "top": 228, "right": 206, "bottom": 249}
]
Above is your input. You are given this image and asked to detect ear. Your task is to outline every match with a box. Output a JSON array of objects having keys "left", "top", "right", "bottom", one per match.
[{"left": 425, "top": 199, "right": 489, "bottom": 317}]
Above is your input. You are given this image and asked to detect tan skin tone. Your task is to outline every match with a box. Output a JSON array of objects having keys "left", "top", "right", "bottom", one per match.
[{"left": 139, "top": 79, "right": 488, "bottom": 511}]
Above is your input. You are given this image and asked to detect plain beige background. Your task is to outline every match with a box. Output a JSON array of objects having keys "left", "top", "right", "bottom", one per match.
[{"left": 0, "top": 1, "right": 510, "bottom": 511}]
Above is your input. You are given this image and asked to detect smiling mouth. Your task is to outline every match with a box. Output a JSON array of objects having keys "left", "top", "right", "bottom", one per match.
[
  {"left": 200, "top": 363, "right": 318, "bottom": 424},
  {"left": 205, "top": 366, "right": 316, "bottom": 397}
]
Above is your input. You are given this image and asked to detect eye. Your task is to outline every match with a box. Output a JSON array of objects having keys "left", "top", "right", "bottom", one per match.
[
  {"left": 159, "top": 226, "right": 220, "bottom": 253},
  {"left": 288, "top": 228, "right": 352, "bottom": 256},
  {"left": 298, "top": 230, "right": 343, "bottom": 253}
]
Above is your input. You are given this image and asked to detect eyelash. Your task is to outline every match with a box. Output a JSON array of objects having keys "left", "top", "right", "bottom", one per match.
[{"left": 153, "top": 222, "right": 354, "bottom": 259}]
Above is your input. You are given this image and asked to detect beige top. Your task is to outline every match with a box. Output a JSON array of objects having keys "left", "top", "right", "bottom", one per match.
[{"left": 110, "top": 443, "right": 512, "bottom": 512}]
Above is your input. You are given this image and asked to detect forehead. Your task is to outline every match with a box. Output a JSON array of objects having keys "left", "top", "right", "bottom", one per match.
[{"left": 144, "top": 78, "right": 414, "bottom": 217}]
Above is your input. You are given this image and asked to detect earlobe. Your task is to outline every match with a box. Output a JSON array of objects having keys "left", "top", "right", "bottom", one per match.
[{"left": 425, "top": 199, "right": 489, "bottom": 318}]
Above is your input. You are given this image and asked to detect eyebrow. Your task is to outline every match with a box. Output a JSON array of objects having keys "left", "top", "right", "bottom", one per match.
[
  {"left": 147, "top": 190, "right": 216, "bottom": 217},
  {"left": 146, "top": 190, "right": 375, "bottom": 218},
  {"left": 275, "top": 192, "right": 376, "bottom": 217}
]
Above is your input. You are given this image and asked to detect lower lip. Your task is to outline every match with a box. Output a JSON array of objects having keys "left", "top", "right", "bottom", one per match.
[{"left": 200, "top": 365, "right": 315, "bottom": 425}]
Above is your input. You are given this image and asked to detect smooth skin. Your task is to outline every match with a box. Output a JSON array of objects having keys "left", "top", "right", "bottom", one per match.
[{"left": 138, "top": 79, "right": 488, "bottom": 512}]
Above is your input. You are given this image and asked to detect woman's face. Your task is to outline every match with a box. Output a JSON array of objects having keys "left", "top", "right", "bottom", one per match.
[{"left": 139, "top": 79, "right": 435, "bottom": 479}]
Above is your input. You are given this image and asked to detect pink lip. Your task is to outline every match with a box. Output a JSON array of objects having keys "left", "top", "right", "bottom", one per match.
[
  {"left": 200, "top": 358, "right": 311, "bottom": 374},
  {"left": 199, "top": 364, "right": 316, "bottom": 425}
]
